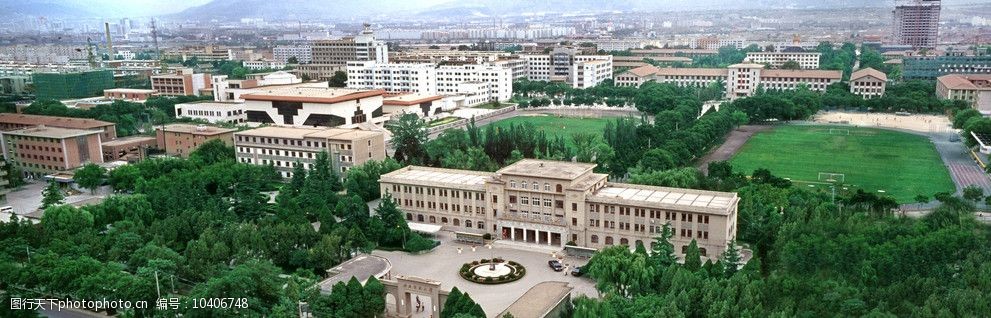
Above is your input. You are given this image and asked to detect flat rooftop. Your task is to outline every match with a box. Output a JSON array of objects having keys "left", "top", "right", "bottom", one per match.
[
  {"left": 496, "top": 159, "right": 596, "bottom": 180},
  {"left": 175, "top": 101, "right": 245, "bottom": 107},
  {"left": 104, "top": 88, "right": 156, "bottom": 93},
  {"left": 499, "top": 281, "right": 573, "bottom": 318},
  {"left": 3, "top": 126, "right": 102, "bottom": 139},
  {"left": 241, "top": 87, "right": 385, "bottom": 104},
  {"left": 589, "top": 183, "right": 737, "bottom": 215},
  {"left": 383, "top": 93, "right": 444, "bottom": 106},
  {"left": 380, "top": 166, "right": 494, "bottom": 190},
  {"left": 158, "top": 124, "right": 236, "bottom": 135},
  {"left": 236, "top": 126, "right": 381, "bottom": 141},
  {"left": 0, "top": 113, "right": 114, "bottom": 129},
  {"left": 101, "top": 135, "right": 157, "bottom": 147}
]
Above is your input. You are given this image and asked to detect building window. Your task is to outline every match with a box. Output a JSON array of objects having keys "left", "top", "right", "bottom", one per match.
[{"left": 591, "top": 235, "right": 599, "bottom": 244}]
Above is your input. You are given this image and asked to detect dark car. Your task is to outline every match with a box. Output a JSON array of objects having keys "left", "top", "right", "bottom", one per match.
[
  {"left": 571, "top": 266, "right": 583, "bottom": 277},
  {"left": 548, "top": 260, "right": 564, "bottom": 271}
]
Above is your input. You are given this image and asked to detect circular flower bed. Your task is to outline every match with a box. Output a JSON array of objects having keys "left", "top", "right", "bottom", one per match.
[{"left": 459, "top": 258, "right": 526, "bottom": 284}]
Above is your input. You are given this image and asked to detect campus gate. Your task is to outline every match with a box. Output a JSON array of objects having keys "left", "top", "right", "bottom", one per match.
[{"left": 382, "top": 276, "right": 450, "bottom": 318}]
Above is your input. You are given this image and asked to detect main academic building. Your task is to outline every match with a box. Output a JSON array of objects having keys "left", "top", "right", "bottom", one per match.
[{"left": 380, "top": 159, "right": 739, "bottom": 259}]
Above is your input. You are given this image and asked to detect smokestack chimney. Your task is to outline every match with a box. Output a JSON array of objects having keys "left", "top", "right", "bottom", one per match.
[{"left": 104, "top": 22, "right": 113, "bottom": 60}]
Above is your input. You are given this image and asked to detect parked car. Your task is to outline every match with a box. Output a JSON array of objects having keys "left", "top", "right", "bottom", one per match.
[
  {"left": 0, "top": 206, "right": 13, "bottom": 214},
  {"left": 548, "top": 259, "right": 564, "bottom": 271},
  {"left": 571, "top": 266, "right": 584, "bottom": 277}
]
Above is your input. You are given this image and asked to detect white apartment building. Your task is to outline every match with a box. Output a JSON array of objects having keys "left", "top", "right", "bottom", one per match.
[
  {"left": 243, "top": 60, "right": 287, "bottom": 70},
  {"left": 744, "top": 52, "right": 822, "bottom": 69},
  {"left": 849, "top": 68, "right": 888, "bottom": 99},
  {"left": 273, "top": 44, "right": 313, "bottom": 64},
  {"left": 591, "top": 39, "right": 644, "bottom": 52},
  {"left": 437, "top": 63, "right": 513, "bottom": 102},
  {"left": 174, "top": 101, "right": 246, "bottom": 124},
  {"left": 346, "top": 61, "right": 513, "bottom": 105},
  {"left": 522, "top": 47, "right": 613, "bottom": 89},
  {"left": 346, "top": 61, "right": 438, "bottom": 95}
]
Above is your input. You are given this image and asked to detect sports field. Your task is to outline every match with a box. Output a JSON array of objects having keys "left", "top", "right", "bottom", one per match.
[
  {"left": 487, "top": 115, "right": 612, "bottom": 141},
  {"left": 730, "top": 125, "right": 954, "bottom": 203}
]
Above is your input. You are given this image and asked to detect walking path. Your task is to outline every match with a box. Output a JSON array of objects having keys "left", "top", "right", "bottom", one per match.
[{"left": 696, "top": 125, "right": 772, "bottom": 174}]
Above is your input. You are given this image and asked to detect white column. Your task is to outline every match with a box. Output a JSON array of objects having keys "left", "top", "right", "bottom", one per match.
[
  {"left": 523, "top": 229, "right": 528, "bottom": 242},
  {"left": 510, "top": 227, "right": 515, "bottom": 241}
]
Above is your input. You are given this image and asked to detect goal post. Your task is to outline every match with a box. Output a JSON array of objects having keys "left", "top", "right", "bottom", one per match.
[{"left": 818, "top": 172, "right": 845, "bottom": 183}]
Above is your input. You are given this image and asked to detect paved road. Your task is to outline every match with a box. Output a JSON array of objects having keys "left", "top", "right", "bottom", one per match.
[
  {"left": 696, "top": 125, "right": 772, "bottom": 174},
  {"left": 372, "top": 231, "right": 597, "bottom": 318},
  {"left": 5, "top": 181, "right": 109, "bottom": 217}
]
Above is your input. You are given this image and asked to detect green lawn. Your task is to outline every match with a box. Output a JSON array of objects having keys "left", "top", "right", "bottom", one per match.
[
  {"left": 487, "top": 115, "right": 612, "bottom": 141},
  {"left": 730, "top": 125, "right": 954, "bottom": 203}
]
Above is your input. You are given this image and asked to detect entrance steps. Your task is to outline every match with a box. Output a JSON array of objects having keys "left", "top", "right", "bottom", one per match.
[{"left": 492, "top": 239, "right": 564, "bottom": 254}]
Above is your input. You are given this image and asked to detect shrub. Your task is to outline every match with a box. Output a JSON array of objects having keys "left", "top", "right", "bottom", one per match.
[
  {"left": 404, "top": 233, "right": 438, "bottom": 253},
  {"left": 508, "top": 261, "right": 519, "bottom": 266},
  {"left": 485, "top": 277, "right": 493, "bottom": 282},
  {"left": 481, "top": 259, "right": 490, "bottom": 264},
  {"left": 482, "top": 233, "right": 492, "bottom": 240},
  {"left": 472, "top": 261, "right": 479, "bottom": 265},
  {"left": 493, "top": 257, "right": 504, "bottom": 263}
]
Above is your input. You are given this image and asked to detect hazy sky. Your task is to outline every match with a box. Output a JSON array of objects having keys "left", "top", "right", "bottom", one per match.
[{"left": 19, "top": 0, "right": 991, "bottom": 18}]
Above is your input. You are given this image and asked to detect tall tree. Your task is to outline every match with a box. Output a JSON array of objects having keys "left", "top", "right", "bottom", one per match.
[
  {"left": 328, "top": 71, "right": 348, "bottom": 87},
  {"left": 41, "top": 180, "right": 65, "bottom": 209},
  {"left": 74, "top": 163, "right": 106, "bottom": 194},
  {"left": 650, "top": 224, "right": 677, "bottom": 267},
  {"left": 721, "top": 240, "right": 741, "bottom": 277},
  {"left": 683, "top": 239, "right": 702, "bottom": 272},
  {"left": 387, "top": 114, "right": 428, "bottom": 164}
]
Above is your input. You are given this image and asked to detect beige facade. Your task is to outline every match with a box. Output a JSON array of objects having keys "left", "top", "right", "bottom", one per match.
[
  {"left": 155, "top": 124, "right": 236, "bottom": 158},
  {"left": 849, "top": 68, "right": 888, "bottom": 99},
  {"left": 380, "top": 160, "right": 739, "bottom": 260},
  {"left": 151, "top": 69, "right": 212, "bottom": 97},
  {"left": 936, "top": 74, "right": 991, "bottom": 103},
  {"left": 234, "top": 126, "right": 386, "bottom": 177},
  {"left": 744, "top": 52, "right": 821, "bottom": 69},
  {"left": 1, "top": 126, "right": 103, "bottom": 177},
  {"left": 616, "top": 64, "right": 841, "bottom": 100}
]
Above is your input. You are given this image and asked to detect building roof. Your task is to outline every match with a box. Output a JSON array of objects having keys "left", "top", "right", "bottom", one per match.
[
  {"left": 612, "top": 56, "right": 692, "bottom": 63},
  {"left": 380, "top": 166, "right": 494, "bottom": 191},
  {"left": 499, "top": 282, "right": 573, "bottom": 318},
  {"left": 236, "top": 125, "right": 382, "bottom": 141},
  {"left": 241, "top": 87, "right": 385, "bottom": 104},
  {"left": 0, "top": 113, "right": 114, "bottom": 130},
  {"left": 100, "top": 135, "right": 157, "bottom": 147},
  {"left": 104, "top": 88, "right": 156, "bottom": 93},
  {"left": 383, "top": 93, "right": 444, "bottom": 106},
  {"left": 631, "top": 48, "right": 717, "bottom": 55},
  {"left": 589, "top": 182, "right": 738, "bottom": 215},
  {"left": 746, "top": 51, "right": 821, "bottom": 56},
  {"left": 158, "top": 124, "right": 236, "bottom": 135},
  {"left": 653, "top": 67, "right": 727, "bottom": 77},
  {"left": 762, "top": 69, "right": 842, "bottom": 79},
  {"left": 625, "top": 65, "right": 660, "bottom": 77},
  {"left": 728, "top": 63, "right": 767, "bottom": 69},
  {"left": 176, "top": 101, "right": 245, "bottom": 108},
  {"left": 2, "top": 125, "right": 103, "bottom": 139},
  {"left": 496, "top": 159, "right": 596, "bottom": 180},
  {"left": 850, "top": 68, "right": 888, "bottom": 82},
  {"left": 937, "top": 74, "right": 991, "bottom": 90}
]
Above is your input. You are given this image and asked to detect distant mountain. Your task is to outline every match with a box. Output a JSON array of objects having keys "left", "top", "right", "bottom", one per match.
[
  {"left": 0, "top": 1, "right": 95, "bottom": 18},
  {"left": 170, "top": 0, "right": 437, "bottom": 21},
  {"left": 169, "top": 0, "right": 990, "bottom": 21}
]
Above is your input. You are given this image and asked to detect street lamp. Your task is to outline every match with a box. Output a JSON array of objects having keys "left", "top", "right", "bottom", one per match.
[{"left": 486, "top": 244, "right": 494, "bottom": 270}]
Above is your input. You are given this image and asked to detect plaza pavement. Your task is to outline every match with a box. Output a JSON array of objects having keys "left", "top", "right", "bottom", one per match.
[{"left": 371, "top": 230, "right": 598, "bottom": 318}]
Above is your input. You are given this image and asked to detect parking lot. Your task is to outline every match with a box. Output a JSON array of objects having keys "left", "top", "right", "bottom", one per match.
[{"left": 371, "top": 231, "right": 598, "bottom": 317}]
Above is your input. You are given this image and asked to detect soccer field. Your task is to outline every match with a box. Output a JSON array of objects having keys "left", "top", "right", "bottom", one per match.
[
  {"left": 730, "top": 125, "right": 955, "bottom": 203},
  {"left": 487, "top": 115, "right": 612, "bottom": 141}
]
